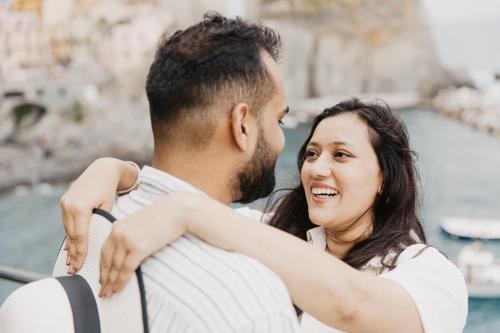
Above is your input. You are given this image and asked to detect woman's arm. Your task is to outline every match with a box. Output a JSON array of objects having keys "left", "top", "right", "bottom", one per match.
[
  {"left": 60, "top": 158, "right": 139, "bottom": 273},
  {"left": 99, "top": 192, "right": 424, "bottom": 333}
]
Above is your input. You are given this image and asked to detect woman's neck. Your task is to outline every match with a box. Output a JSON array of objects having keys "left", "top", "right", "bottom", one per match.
[
  {"left": 325, "top": 238, "right": 352, "bottom": 258},
  {"left": 324, "top": 215, "right": 373, "bottom": 259}
]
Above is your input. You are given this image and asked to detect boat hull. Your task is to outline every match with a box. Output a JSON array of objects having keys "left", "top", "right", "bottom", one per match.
[
  {"left": 440, "top": 217, "right": 500, "bottom": 240},
  {"left": 467, "top": 283, "right": 500, "bottom": 299}
]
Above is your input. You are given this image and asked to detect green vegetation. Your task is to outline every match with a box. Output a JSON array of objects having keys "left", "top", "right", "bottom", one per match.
[
  {"left": 62, "top": 102, "right": 84, "bottom": 123},
  {"left": 13, "top": 105, "right": 34, "bottom": 125},
  {"left": 12, "top": 104, "right": 46, "bottom": 126}
]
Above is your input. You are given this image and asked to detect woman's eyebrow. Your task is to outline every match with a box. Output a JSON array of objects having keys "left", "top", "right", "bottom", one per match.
[
  {"left": 309, "top": 140, "right": 353, "bottom": 148},
  {"left": 330, "top": 141, "right": 353, "bottom": 148},
  {"left": 306, "top": 141, "right": 320, "bottom": 148}
]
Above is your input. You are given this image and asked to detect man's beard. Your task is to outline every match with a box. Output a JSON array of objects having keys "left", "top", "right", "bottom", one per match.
[{"left": 234, "top": 129, "right": 278, "bottom": 204}]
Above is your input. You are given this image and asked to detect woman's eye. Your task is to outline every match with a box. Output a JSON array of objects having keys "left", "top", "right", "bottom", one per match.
[
  {"left": 305, "top": 150, "right": 318, "bottom": 159},
  {"left": 334, "top": 151, "right": 350, "bottom": 159},
  {"left": 278, "top": 119, "right": 284, "bottom": 126}
]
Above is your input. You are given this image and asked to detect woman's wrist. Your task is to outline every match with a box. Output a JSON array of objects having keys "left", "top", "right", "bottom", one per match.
[
  {"left": 116, "top": 160, "right": 140, "bottom": 194},
  {"left": 169, "top": 192, "right": 202, "bottom": 235},
  {"left": 90, "top": 158, "right": 139, "bottom": 194},
  {"left": 146, "top": 194, "right": 192, "bottom": 244}
]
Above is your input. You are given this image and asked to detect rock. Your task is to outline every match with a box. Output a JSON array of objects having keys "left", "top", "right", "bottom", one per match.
[
  {"left": 313, "top": 35, "right": 368, "bottom": 96},
  {"left": 0, "top": 97, "right": 21, "bottom": 142},
  {"left": 311, "top": 2, "right": 442, "bottom": 96},
  {"left": 0, "top": 0, "right": 456, "bottom": 192},
  {"left": 0, "top": 97, "right": 154, "bottom": 193},
  {"left": 371, "top": 32, "right": 442, "bottom": 94},
  {"left": 159, "top": 0, "right": 259, "bottom": 27},
  {"left": 190, "top": 0, "right": 259, "bottom": 20},
  {"left": 263, "top": 19, "right": 316, "bottom": 101},
  {"left": 421, "top": 67, "right": 476, "bottom": 99},
  {"left": 262, "top": 0, "right": 444, "bottom": 97},
  {"left": 432, "top": 86, "right": 500, "bottom": 135},
  {"left": 0, "top": 115, "right": 14, "bottom": 142}
]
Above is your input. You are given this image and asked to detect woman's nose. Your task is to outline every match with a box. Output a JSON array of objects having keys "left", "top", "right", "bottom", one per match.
[{"left": 310, "top": 156, "right": 332, "bottom": 178}]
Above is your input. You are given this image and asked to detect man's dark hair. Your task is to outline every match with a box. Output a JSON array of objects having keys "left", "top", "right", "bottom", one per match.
[{"left": 146, "top": 12, "right": 282, "bottom": 149}]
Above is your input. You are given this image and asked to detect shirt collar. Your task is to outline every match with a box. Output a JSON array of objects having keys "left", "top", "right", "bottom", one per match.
[
  {"left": 306, "top": 225, "right": 421, "bottom": 274},
  {"left": 136, "top": 165, "right": 206, "bottom": 200},
  {"left": 306, "top": 226, "right": 327, "bottom": 251}
]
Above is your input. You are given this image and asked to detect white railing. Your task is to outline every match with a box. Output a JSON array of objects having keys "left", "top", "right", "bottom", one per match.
[{"left": 0, "top": 264, "right": 48, "bottom": 284}]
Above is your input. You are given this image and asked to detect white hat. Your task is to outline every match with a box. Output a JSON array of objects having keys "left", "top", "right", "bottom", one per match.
[{"left": 0, "top": 209, "right": 148, "bottom": 333}]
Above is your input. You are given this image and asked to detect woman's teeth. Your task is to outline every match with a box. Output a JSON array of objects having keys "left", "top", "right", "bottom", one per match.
[{"left": 311, "top": 187, "right": 339, "bottom": 198}]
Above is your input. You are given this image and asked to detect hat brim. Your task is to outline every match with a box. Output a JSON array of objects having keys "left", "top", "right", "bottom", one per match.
[{"left": 1, "top": 212, "right": 145, "bottom": 333}]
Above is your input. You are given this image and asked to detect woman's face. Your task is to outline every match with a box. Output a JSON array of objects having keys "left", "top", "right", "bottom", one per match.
[{"left": 300, "top": 113, "right": 382, "bottom": 233}]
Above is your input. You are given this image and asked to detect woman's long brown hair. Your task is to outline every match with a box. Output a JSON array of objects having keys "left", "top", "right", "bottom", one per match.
[{"left": 267, "top": 98, "right": 426, "bottom": 272}]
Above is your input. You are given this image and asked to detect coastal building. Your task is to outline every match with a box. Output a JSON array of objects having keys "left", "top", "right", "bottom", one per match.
[
  {"left": 41, "top": 0, "right": 75, "bottom": 66},
  {"left": 96, "top": 13, "right": 171, "bottom": 78},
  {"left": 0, "top": 0, "right": 14, "bottom": 11},
  {"left": 73, "top": 0, "right": 103, "bottom": 12},
  {"left": 0, "top": 10, "right": 52, "bottom": 81},
  {"left": 11, "top": 0, "right": 42, "bottom": 16}
]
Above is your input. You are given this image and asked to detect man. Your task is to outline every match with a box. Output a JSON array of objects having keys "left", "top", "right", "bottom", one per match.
[{"left": 64, "top": 13, "right": 296, "bottom": 332}]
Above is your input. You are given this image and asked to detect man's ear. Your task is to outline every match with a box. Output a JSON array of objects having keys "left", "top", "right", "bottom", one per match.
[{"left": 230, "top": 102, "right": 254, "bottom": 152}]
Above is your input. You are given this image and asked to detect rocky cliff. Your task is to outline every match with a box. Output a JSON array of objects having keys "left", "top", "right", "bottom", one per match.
[
  {"left": 0, "top": 0, "right": 445, "bottom": 192},
  {"left": 261, "top": 0, "right": 444, "bottom": 101}
]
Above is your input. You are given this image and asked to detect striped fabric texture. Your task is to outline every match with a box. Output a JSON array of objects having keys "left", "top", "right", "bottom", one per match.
[{"left": 111, "top": 166, "right": 300, "bottom": 333}]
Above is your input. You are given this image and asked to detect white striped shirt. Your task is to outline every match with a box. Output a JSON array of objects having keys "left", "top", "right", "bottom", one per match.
[{"left": 111, "top": 166, "right": 300, "bottom": 333}]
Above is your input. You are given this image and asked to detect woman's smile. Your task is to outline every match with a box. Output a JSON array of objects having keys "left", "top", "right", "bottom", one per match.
[{"left": 310, "top": 183, "right": 340, "bottom": 204}]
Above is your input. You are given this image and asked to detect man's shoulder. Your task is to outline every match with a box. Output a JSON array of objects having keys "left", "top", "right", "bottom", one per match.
[
  {"left": 110, "top": 196, "right": 298, "bottom": 331},
  {"left": 142, "top": 234, "right": 298, "bottom": 331},
  {"left": 234, "top": 206, "right": 271, "bottom": 223},
  {"left": 144, "top": 232, "right": 288, "bottom": 294},
  {"left": 110, "top": 192, "right": 147, "bottom": 217}
]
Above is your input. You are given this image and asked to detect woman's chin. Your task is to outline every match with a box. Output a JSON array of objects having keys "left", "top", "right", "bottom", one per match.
[{"left": 308, "top": 212, "right": 336, "bottom": 227}]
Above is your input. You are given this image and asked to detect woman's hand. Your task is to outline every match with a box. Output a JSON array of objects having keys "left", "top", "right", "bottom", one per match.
[
  {"left": 98, "top": 193, "right": 193, "bottom": 297},
  {"left": 60, "top": 158, "right": 139, "bottom": 274}
]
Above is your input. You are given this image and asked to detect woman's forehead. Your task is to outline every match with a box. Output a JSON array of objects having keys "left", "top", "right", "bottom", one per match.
[{"left": 311, "top": 114, "right": 371, "bottom": 146}]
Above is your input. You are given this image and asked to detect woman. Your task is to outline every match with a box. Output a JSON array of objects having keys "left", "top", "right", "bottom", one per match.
[{"left": 60, "top": 99, "right": 468, "bottom": 332}]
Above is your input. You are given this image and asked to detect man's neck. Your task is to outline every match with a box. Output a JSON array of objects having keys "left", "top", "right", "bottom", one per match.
[{"left": 152, "top": 151, "right": 233, "bottom": 205}]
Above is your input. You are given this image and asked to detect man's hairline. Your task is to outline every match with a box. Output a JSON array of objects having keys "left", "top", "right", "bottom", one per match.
[{"left": 186, "top": 48, "right": 278, "bottom": 119}]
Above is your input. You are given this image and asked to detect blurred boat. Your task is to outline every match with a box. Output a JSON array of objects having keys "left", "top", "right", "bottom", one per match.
[
  {"left": 457, "top": 242, "right": 500, "bottom": 298},
  {"left": 440, "top": 216, "right": 500, "bottom": 240}
]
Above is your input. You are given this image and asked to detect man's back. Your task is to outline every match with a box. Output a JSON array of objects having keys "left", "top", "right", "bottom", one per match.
[{"left": 111, "top": 166, "right": 299, "bottom": 332}]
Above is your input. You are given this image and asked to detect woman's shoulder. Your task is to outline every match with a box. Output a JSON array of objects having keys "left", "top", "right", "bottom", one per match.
[
  {"left": 397, "top": 243, "right": 444, "bottom": 264},
  {"left": 380, "top": 244, "right": 468, "bottom": 332},
  {"left": 385, "top": 243, "right": 466, "bottom": 294},
  {"left": 395, "top": 244, "right": 458, "bottom": 271}
]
